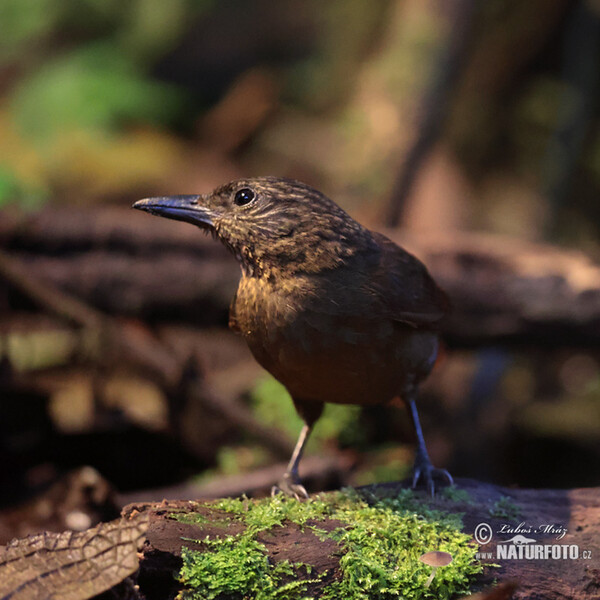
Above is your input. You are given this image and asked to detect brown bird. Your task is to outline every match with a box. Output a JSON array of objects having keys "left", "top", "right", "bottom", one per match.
[{"left": 133, "top": 177, "right": 452, "bottom": 497}]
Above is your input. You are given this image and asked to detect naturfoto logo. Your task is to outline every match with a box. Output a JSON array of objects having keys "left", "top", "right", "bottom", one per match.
[{"left": 474, "top": 522, "right": 593, "bottom": 561}]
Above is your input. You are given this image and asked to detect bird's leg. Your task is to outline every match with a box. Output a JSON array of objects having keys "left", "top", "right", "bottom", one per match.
[
  {"left": 272, "top": 399, "right": 323, "bottom": 500},
  {"left": 272, "top": 423, "right": 312, "bottom": 499},
  {"left": 402, "top": 390, "right": 453, "bottom": 496}
]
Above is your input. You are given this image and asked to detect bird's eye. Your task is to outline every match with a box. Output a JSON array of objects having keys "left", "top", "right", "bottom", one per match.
[{"left": 234, "top": 188, "right": 255, "bottom": 206}]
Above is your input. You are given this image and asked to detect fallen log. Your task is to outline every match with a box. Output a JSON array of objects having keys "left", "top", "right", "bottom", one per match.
[
  {"left": 124, "top": 478, "right": 599, "bottom": 600},
  {"left": 399, "top": 230, "right": 600, "bottom": 347},
  {"left": 0, "top": 206, "right": 238, "bottom": 326},
  {"left": 2, "top": 206, "right": 600, "bottom": 346},
  {"left": 1, "top": 477, "right": 590, "bottom": 600}
]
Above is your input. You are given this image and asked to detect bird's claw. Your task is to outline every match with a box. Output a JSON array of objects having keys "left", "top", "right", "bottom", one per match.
[
  {"left": 411, "top": 456, "right": 453, "bottom": 497},
  {"left": 271, "top": 472, "right": 309, "bottom": 500}
]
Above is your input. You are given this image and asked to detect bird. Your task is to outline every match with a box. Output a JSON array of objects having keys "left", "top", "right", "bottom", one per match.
[{"left": 133, "top": 177, "right": 453, "bottom": 497}]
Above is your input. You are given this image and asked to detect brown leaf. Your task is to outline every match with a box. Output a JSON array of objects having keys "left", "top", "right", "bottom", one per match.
[{"left": 0, "top": 512, "right": 149, "bottom": 600}]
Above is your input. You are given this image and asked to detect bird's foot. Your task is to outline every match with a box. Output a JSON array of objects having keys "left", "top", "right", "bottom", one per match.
[
  {"left": 271, "top": 472, "right": 309, "bottom": 500},
  {"left": 411, "top": 454, "right": 453, "bottom": 497}
]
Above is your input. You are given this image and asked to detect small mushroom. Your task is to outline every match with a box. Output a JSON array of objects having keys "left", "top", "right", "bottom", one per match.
[{"left": 419, "top": 550, "right": 453, "bottom": 588}]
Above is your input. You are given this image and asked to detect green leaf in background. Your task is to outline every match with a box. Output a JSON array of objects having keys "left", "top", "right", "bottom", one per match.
[{"left": 11, "top": 42, "right": 186, "bottom": 143}]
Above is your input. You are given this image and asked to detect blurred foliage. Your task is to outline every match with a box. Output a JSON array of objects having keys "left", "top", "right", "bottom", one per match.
[
  {"left": 351, "top": 446, "right": 412, "bottom": 487},
  {"left": 285, "top": 0, "right": 392, "bottom": 110},
  {"left": 0, "top": 164, "right": 46, "bottom": 208},
  {"left": 0, "top": 0, "right": 211, "bottom": 204},
  {"left": 503, "top": 352, "right": 600, "bottom": 444},
  {"left": 12, "top": 43, "right": 184, "bottom": 142},
  {"left": 516, "top": 387, "right": 600, "bottom": 443},
  {"left": 2, "top": 0, "right": 596, "bottom": 237},
  {"left": 251, "top": 375, "right": 365, "bottom": 451},
  {"left": 197, "top": 376, "right": 415, "bottom": 485},
  {"left": 196, "top": 445, "right": 271, "bottom": 482},
  {"left": 0, "top": 0, "right": 212, "bottom": 61},
  {"left": 2, "top": 327, "right": 79, "bottom": 371}
]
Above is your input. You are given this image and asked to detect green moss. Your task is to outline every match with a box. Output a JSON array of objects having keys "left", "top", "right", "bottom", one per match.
[
  {"left": 439, "top": 487, "right": 474, "bottom": 505},
  {"left": 177, "top": 489, "right": 483, "bottom": 599},
  {"left": 489, "top": 496, "right": 521, "bottom": 521},
  {"left": 179, "top": 534, "right": 322, "bottom": 600}
]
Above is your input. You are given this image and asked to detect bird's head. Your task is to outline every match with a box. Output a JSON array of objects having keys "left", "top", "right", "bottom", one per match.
[{"left": 133, "top": 177, "right": 373, "bottom": 277}]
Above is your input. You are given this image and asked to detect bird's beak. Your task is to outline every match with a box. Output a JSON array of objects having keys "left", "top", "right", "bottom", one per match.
[{"left": 132, "top": 196, "right": 214, "bottom": 228}]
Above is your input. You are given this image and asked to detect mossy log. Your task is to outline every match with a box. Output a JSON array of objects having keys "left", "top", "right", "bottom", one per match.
[
  {"left": 2, "top": 206, "right": 600, "bottom": 346},
  {"left": 1, "top": 478, "right": 598, "bottom": 599},
  {"left": 125, "top": 478, "right": 597, "bottom": 599}
]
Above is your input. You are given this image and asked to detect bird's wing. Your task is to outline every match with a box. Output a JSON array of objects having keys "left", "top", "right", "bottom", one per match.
[{"left": 367, "top": 231, "right": 449, "bottom": 327}]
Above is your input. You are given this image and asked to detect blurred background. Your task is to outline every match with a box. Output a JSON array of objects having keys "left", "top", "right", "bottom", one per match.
[{"left": 1, "top": 0, "right": 600, "bottom": 541}]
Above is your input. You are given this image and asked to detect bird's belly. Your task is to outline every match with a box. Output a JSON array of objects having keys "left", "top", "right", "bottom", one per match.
[
  {"left": 277, "top": 326, "right": 436, "bottom": 404},
  {"left": 237, "top": 294, "right": 438, "bottom": 405}
]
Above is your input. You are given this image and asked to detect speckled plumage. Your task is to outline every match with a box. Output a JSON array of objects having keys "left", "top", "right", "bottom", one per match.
[{"left": 134, "top": 177, "right": 453, "bottom": 496}]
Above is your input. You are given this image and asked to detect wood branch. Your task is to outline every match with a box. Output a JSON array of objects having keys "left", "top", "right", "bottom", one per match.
[
  {"left": 119, "top": 478, "right": 599, "bottom": 600},
  {"left": 2, "top": 206, "right": 600, "bottom": 346}
]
